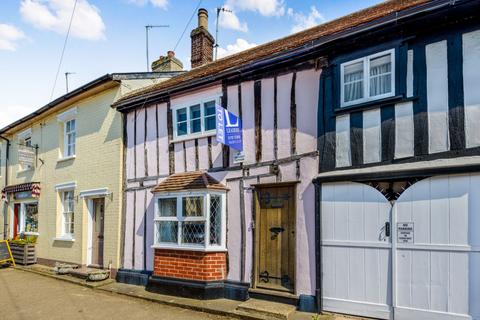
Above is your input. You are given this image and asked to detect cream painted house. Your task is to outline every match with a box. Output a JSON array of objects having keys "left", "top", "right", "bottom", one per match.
[{"left": 0, "top": 72, "right": 179, "bottom": 274}]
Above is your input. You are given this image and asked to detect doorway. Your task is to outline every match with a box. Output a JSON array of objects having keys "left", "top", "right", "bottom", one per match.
[
  {"left": 254, "top": 185, "right": 296, "bottom": 293},
  {"left": 91, "top": 198, "right": 105, "bottom": 267}
]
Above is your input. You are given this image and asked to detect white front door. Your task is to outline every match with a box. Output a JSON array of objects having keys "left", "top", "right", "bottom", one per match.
[{"left": 321, "top": 174, "right": 480, "bottom": 320}]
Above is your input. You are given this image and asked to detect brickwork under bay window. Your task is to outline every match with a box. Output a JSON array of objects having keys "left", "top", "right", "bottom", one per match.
[{"left": 153, "top": 249, "right": 226, "bottom": 281}]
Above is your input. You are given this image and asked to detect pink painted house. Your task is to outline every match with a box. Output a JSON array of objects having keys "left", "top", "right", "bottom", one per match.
[{"left": 114, "top": 7, "right": 319, "bottom": 311}]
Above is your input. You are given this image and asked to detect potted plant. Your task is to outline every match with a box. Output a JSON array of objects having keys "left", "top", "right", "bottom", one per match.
[{"left": 9, "top": 234, "right": 38, "bottom": 265}]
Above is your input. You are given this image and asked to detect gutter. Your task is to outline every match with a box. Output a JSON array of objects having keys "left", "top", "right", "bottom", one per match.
[
  {"left": 0, "top": 135, "right": 9, "bottom": 239},
  {"left": 114, "top": 0, "right": 463, "bottom": 112},
  {"left": 0, "top": 71, "right": 181, "bottom": 135}
]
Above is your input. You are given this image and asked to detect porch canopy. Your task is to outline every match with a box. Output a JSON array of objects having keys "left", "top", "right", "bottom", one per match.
[
  {"left": 1, "top": 182, "right": 41, "bottom": 199},
  {"left": 151, "top": 171, "right": 228, "bottom": 193}
]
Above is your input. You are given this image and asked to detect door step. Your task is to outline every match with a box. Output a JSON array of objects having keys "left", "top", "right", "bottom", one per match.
[
  {"left": 69, "top": 267, "right": 110, "bottom": 281},
  {"left": 249, "top": 288, "right": 298, "bottom": 306},
  {"left": 236, "top": 298, "right": 296, "bottom": 320}
]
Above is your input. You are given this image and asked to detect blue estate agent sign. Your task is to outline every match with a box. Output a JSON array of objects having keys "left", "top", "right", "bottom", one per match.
[{"left": 216, "top": 104, "right": 243, "bottom": 151}]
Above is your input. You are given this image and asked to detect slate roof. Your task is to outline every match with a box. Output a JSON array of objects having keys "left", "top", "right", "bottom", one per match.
[
  {"left": 151, "top": 171, "right": 228, "bottom": 193},
  {"left": 114, "top": 0, "right": 432, "bottom": 106}
]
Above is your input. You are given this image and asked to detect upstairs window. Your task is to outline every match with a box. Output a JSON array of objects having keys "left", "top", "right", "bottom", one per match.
[
  {"left": 173, "top": 97, "right": 220, "bottom": 140},
  {"left": 65, "top": 119, "right": 76, "bottom": 157},
  {"left": 57, "top": 107, "right": 77, "bottom": 159},
  {"left": 17, "top": 128, "right": 34, "bottom": 171},
  {"left": 341, "top": 49, "right": 395, "bottom": 107}
]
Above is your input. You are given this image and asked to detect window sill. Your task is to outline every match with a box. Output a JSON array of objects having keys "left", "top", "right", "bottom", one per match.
[
  {"left": 17, "top": 168, "right": 34, "bottom": 174},
  {"left": 335, "top": 95, "right": 415, "bottom": 115},
  {"left": 171, "top": 131, "right": 216, "bottom": 143},
  {"left": 151, "top": 244, "right": 226, "bottom": 252},
  {"left": 53, "top": 237, "right": 75, "bottom": 242},
  {"left": 57, "top": 155, "right": 76, "bottom": 163},
  {"left": 24, "top": 232, "right": 39, "bottom": 236}
]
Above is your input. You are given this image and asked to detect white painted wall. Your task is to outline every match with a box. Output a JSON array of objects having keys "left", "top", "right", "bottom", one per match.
[
  {"left": 336, "top": 115, "right": 351, "bottom": 168},
  {"left": 395, "top": 102, "right": 414, "bottom": 159},
  {"left": 463, "top": 30, "right": 480, "bottom": 149},
  {"left": 426, "top": 40, "right": 450, "bottom": 154},
  {"left": 363, "top": 109, "right": 381, "bottom": 164}
]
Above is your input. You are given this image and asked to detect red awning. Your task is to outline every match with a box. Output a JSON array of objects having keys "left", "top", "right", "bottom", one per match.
[{"left": 1, "top": 182, "right": 41, "bottom": 200}]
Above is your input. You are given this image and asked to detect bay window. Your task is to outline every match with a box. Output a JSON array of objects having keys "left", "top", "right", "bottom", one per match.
[
  {"left": 173, "top": 97, "right": 220, "bottom": 140},
  {"left": 341, "top": 49, "right": 395, "bottom": 107},
  {"left": 154, "top": 191, "right": 226, "bottom": 250}
]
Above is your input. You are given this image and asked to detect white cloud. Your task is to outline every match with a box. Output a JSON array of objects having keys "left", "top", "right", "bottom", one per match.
[
  {"left": 288, "top": 6, "right": 325, "bottom": 34},
  {"left": 0, "top": 24, "right": 26, "bottom": 51},
  {"left": 219, "top": 7, "right": 248, "bottom": 32},
  {"left": 217, "top": 38, "right": 257, "bottom": 58},
  {"left": 226, "top": 0, "right": 285, "bottom": 17},
  {"left": 20, "top": 0, "right": 105, "bottom": 41},
  {"left": 127, "top": 0, "right": 168, "bottom": 9},
  {"left": 0, "top": 105, "right": 37, "bottom": 128}
]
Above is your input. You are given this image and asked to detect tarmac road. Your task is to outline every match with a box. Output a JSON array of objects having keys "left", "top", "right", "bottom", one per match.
[{"left": 0, "top": 267, "right": 232, "bottom": 320}]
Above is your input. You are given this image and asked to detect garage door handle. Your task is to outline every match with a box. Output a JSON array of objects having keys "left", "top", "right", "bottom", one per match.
[{"left": 385, "top": 222, "right": 390, "bottom": 237}]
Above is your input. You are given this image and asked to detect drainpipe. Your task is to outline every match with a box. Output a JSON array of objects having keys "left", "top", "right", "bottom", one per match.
[
  {"left": 0, "top": 135, "right": 10, "bottom": 240},
  {"left": 313, "top": 179, "right": 322, "bottom": 314}
]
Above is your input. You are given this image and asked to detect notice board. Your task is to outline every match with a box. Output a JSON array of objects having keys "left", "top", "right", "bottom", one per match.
[{"left": 0, "top": 240, "right": 15, "bottom": 266}]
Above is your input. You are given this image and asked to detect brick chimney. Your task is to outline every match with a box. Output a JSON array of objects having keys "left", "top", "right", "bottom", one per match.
[
  {"left": 151, "top": 51, "right": 184, "bottom": 72},
  {"left": 190, "top": 8, "right": 214, "bottom": 68}
]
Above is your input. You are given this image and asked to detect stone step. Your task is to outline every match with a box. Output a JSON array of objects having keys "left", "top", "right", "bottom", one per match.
[
  {"left": 69, "top": 267, "right": 110, "bottom": 281},
  {"left": 236, "top": 298, "right": 296, "bottom": 320}
]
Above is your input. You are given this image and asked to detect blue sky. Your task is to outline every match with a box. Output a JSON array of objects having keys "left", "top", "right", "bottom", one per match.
[{"left": 0, "top": 0, "right": 382, "bottom": 128}]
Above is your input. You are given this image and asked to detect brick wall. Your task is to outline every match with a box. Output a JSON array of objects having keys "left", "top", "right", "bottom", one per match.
[{"left": 153, "top": 249, "right": 226, "bottom": 282}]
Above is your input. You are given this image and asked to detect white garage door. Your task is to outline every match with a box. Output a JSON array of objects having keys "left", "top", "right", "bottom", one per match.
[{"left": 321, "top": 174, "right": 480, "bottom": 320}]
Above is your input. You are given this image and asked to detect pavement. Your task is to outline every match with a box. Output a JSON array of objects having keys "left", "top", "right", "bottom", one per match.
[{"left": 2, "top": 265, "right": 360, "bottom": 320}]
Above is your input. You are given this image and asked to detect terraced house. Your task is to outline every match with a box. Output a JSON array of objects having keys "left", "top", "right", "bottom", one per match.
[
  {"left": 114, "top": 1, "right": 480, "bottom": 319},
  {"left": 0, "top": 71, "right": 179, "bottom": 276}
]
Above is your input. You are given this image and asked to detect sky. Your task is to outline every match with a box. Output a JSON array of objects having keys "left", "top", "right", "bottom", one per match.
[{"left": 0, "top": 0, "right": 383, "bottom": 128}]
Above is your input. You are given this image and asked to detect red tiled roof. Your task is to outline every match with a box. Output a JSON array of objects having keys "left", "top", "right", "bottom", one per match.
[
  {"left": 151, "top": 171, "right": 228, "bottom": 193},
  {"left": 115, "top": 0, "right": 432, "bottom": 105}
]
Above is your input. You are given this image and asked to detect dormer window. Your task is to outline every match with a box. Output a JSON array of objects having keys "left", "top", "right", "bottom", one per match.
[
  {"left": 341, "top": 49, "right": 395, "bottom": 107},
  {"left": 172, "top": 97, "right": 219, "bottom": 140}
]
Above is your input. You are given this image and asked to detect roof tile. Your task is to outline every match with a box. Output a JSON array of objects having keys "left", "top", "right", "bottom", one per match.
[{"left": 151, "top": 171, "right": 228, "bottom": 193}]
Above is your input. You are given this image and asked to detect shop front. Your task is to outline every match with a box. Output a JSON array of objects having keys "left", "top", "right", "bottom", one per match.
[{"left": 1, "top": 182, "right": 41, "bottom": 239}]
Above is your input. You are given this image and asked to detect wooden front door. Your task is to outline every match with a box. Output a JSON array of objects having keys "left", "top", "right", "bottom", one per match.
[
  {"left": 92, "top": 198, "right": 105, "bottom": 267},
  {"left": 255, "top": 185, "right": 296, "bottom": 293}
]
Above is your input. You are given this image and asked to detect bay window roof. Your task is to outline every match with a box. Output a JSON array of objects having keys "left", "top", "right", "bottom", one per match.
[{"left": 151, "top": 171, "right": 228, "bottom": 193}]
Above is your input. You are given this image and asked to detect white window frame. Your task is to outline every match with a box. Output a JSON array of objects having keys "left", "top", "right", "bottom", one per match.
[
  {"left": 64, "top": 119, "right": 76, "bottom": 158},
  {"left": 57, "top": 107, "right": 77, "bottom": 160},
  {"left": 61, "top": 190, "right": 75, "bottom": 239},
  {"left": 55, "top": 181, "right": 77, "bottom": 240},
  {"left": 152, "top": 190, "right": 227, "bottom": 252},
  {"left": 171, "top": 96, "right": 221, "bottom": 142},
  {"left": 340, "top": 49, "right": 396, "bottom": 108}
]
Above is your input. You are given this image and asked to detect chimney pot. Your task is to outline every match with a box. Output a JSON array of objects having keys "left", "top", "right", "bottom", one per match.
[
  {"left": 190, "top": 8, "right": 214, "bottom": 68},
  {"left": 198, "top": 8, "right": 208, "bottom": 29}
]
